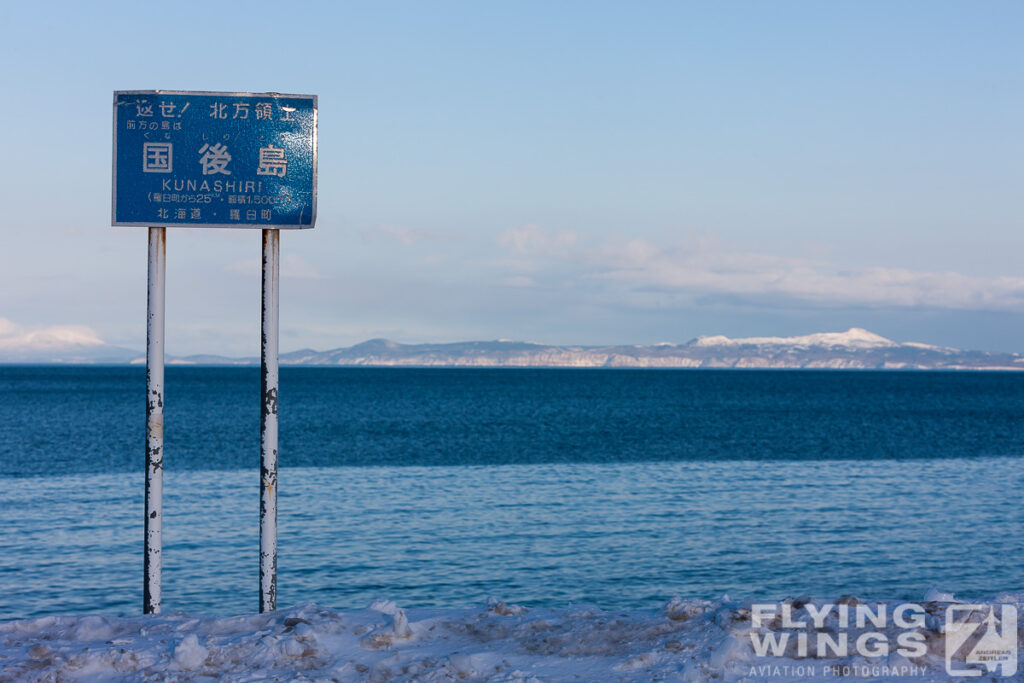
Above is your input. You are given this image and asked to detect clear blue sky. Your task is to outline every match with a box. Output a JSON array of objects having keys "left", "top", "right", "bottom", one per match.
[{"left": 1, "top": 1, "right": 1022, "bottom": 354}]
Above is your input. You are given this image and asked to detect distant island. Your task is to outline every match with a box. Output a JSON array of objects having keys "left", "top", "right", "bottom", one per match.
[{"left": 3, "top": 327, "right": 1022, "bottom": 370}]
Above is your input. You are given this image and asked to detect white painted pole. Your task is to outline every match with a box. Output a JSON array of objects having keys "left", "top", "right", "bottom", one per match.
[
  {"left": 144, "top": 226, "right": 165, "bottom": 615},
  {"left": 260, "top": 228, "right": 280, "bottom": 612}
]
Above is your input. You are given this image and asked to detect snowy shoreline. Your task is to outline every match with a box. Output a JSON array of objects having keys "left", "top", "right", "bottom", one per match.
[{"left": 2, "top": 592, "right": 1020, "bottom": 682}]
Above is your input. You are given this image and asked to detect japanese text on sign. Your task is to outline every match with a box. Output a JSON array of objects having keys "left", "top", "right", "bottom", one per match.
[{"left": 112, "top": 91, "right": 317, "bottom": 229}]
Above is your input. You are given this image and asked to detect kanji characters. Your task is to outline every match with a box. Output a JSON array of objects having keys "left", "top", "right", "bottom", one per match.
[
  {"left": 256, "top": 145, "right": 288, "bottom": 177},
  {"left": 142, "top": 142, "right": 173, "bottom": 173},
  {"left": 198, "top": 142, "right": 232, "bottom": 175}
]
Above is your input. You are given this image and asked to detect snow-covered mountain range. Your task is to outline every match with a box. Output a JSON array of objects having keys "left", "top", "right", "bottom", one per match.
[
  {"left": 271, "top": 328, "right": 1022, "bottom": 370},
  {"left": 2, "top": 326, "right": 1021, "bottom": 369}
]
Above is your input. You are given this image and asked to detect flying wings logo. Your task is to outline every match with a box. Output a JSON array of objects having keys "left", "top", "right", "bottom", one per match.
[{"left": 946, "top": 604, "right": 1017, "bottom": 677}]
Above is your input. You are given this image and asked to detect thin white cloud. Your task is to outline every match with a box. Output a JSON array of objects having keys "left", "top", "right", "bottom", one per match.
[
  {"left": 494, "top": 227, "right": 1024, "bottom": 312},
  {"left": 598, "top": 243, "right": 1024, "bottom": 310},
  {"left": 497, "top": 224, "right": 580, "bottom": 256},
  {"left": 359, "top": 223, "right": 459, "bottom": 246},
  {"left": 373, "top": 223, "right": 420, "bottom": 246}
]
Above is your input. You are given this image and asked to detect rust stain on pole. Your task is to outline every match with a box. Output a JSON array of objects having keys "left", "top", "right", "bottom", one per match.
[
  {"left": 260, "top": 228, "right": 280, "bottom": 612},
  {"left": 144, "top": 226, "right": 165, "bottom": 615}
]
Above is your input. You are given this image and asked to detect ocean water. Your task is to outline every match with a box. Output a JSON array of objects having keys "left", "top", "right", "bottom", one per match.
[{"left": 1, "top": 366, "right": 1022, "bottom": 619}]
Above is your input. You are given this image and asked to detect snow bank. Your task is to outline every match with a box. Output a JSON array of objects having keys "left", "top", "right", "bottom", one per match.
[{"left": 1, "top": 593, "right": 1020, "bottom": 681}]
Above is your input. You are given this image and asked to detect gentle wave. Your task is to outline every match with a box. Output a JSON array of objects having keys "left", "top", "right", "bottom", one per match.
[{"left": 2, "top": 458, "right": 1022, "bottom": 618}]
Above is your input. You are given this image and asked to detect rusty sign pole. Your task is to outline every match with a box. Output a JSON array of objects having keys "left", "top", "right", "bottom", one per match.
[
  {"left": 144, "top": 226, "right": 166, "bottom": 615},
  {"left": 260, "top": 228, "right": 280, "bottom": 612},
  {"left": 116, "top": 91, "right": 316, "bottom": 615}
]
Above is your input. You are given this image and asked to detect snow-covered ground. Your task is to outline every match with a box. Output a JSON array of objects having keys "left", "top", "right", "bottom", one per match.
[{"left": 2, "top": 591, "right": 1020, "bottom": 682}]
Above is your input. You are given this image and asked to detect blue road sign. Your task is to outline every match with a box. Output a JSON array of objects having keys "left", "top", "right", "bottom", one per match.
[{"left": 113, "top": 91, "right": 317, "bottom": 229}]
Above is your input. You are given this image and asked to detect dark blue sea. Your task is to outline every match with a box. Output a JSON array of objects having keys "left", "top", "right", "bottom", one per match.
[{"left": 1, "top": 366, "right": 1022, "bottom": 619}]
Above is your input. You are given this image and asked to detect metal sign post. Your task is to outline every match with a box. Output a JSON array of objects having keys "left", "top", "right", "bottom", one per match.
[
  {"left": 113, "top": 90, "right": 317, "bottom": 614},
  {"left": 144, "top": 226, "right": 165, "bottom": 615},
  {"left": 260, "top": 228, "right": 280, "bottom": 612}
]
